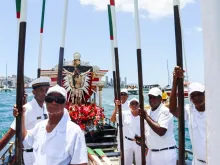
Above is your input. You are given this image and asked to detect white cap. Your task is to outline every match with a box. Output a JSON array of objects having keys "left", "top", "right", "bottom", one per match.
[
  {"left": 46, "top": 85, "right": 67, "bottom": 100},
  {"left": 73, "top": 52, "right": 81, "bottom": 60},
  {"left": 121, "top": 89, "right": 128, "bottom": 94},
  {"left": 148, "top": 87, "right": 162, "bottom": 97},
  {"left": 30, "top": 77, "right": 51, "bottom": 89},
  {"left": 129, "top": 98, "right": 139, "bottom": 104},
  {"left": 188, "top": 82, "right": 205, "bottom": 96}
]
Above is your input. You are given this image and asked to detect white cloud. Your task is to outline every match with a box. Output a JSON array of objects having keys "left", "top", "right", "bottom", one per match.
[
  {"left": 195, "top": 27, "right": 202, "bottom": 32},
  {"left": 80, "top": 0, "right": 195, "bottom": 19}
]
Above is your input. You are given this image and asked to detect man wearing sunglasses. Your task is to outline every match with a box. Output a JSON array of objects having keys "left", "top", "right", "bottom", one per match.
[
  {"left": 170, "top": 66, "right": 206, "bottom": 165},
  {"left": 139, "top": 87, "right": 176, "bottom": 165},
  {"left": 22, "top": 85, "right": 88, "bottom": 165},
  {"left": 0, "top": 77, "right": 51, "bottom": 165}
]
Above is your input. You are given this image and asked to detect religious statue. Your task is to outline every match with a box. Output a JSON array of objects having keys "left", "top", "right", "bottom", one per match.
[{"left": 63, "top": 52, "right": 91, "bottom": 104}]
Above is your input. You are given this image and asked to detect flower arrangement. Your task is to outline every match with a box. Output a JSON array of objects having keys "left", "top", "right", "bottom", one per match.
[{"left": 67, "top": 103, "right": 105, "bottom": 130}]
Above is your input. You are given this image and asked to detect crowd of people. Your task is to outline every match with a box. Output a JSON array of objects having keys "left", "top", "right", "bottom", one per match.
[{"left": 0, "top": 66, "right": 206, "bottom": 165}]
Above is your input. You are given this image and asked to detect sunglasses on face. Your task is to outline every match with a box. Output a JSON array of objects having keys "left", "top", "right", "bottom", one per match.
[
  {"left": 130, "top": 102, "right": 138, "bottom": 106},
  {"left": 45, "top": 95, "right": 66, "bottom": 104},
  {"left": 120, "top": 92, "right": 128, "bottom": 96}
]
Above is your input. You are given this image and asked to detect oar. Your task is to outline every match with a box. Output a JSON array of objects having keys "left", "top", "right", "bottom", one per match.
[
  {"left": 109, "top": 1, "right": 125, "bottom": 164},
  {"left": 133, "top": 1, "right": 146, "bottom": 164},
  {"left": 57, "top": 0, "right": 69, "bottom": 85},
  {"left": 15, "top": 0, "right": 27, "bottom": 164},
  {"left": 107, "top": 4, "right": 117, "bottom": 99},
  {"left": 94, "top": 149, "right": 112, "bottom": 165},
  {"left": 173, "top": 0, "right": 185, "bottom": 164},
  {"left": 15, "top": 0, "right": 21, "bottom": 34},
  {"left": 87, "top": 147, "right": 103, "bottom": 165},
  {"left": 37, "top": 0, "right": 46, "bottom": 78}
]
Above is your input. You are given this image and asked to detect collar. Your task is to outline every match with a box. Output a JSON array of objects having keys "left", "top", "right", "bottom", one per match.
[
  {"left": 151, "top": 103, "right": 163, "bottom": 112},
  {"left": 52, "top": 112, "right": 69, "bottom": 133}
]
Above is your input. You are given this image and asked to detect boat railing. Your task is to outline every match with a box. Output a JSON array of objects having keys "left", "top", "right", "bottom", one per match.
[{"left": 0, "top": 141, "right": 14, "bottom": 165}]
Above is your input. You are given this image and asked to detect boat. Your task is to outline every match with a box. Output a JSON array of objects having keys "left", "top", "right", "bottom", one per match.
[
  {"left": 124, "top": 84, "right": 139, "bottom": 95},
  {"left": 143, "top": 84, "right": 161, "bottom": 93},
  {"left": 164, "top": 81, "right": 189, "bottom": 98}
]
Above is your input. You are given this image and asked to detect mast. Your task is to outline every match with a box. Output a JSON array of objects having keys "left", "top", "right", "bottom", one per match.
[
  {"left": 133, "top": 0, "right": 146, "bottom": 164},
  {"left": 109, "top": 0, "right": 125, "bottom": 164},
  {"left": 57, "top": 0, "right": 69, "bottom": 85},
  {"left": 173, "top": 0, "right": 185, "bottom": 164},
  {"left": 6, "top": 63, "right": 8, "bottom": 89},
  {"left": 201, "top": 0, "right": 220, "bottom": 164},
  {"left": 15, "top": 0, "right": 27, "bottom": 164},
  {"left": 37, "top": 0, "right": 46, "bottom": 78}
]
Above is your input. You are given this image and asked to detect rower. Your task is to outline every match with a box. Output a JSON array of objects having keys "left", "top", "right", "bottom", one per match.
[
  {"left": 11, "top": 77, "right": 51, "bottom": 165},
  {"left": 22, "top": 85, "right": 88, "bottom": 164},
  {"left": 170, "top": 66, "right": 206, "bottom": 165},
  {"left": 139, "top": 87, "right": 177, "bottom": 165}
]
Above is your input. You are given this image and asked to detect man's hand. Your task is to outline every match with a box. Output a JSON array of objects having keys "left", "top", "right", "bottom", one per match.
[
  {"left": 13, "top": 105, "right": 26, "bottom": 117},
  {"left": 138, "top": 108, "right": 147, "bottom": 119},
  {"left": 173, "top": 66, "right": 185, "bottom": 81}
]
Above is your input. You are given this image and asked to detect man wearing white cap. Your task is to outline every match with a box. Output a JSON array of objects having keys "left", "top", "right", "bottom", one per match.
[
  {"left": 139, "top": 87, "right": 176, "bottom": 165},
  {"left": 0, "top": 77, "right": 51, "bottom": 164},
  {"left": 110, "top": 88, "right": 130, "bottom": 122},
  {"left": 22, "top": 85, "right": 88, "bottom": 165},
  {"left": 170, "top": 66, "right": 206, "bottom": 165}
]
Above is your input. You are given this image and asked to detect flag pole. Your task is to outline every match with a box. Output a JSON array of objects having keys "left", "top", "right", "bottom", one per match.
[
  {"left": 37, "top": 0, "right": 46, "bottom": 78},
  {"left": 133, "top": 0, "right": 146, "bottom": 164},
  {"left": 173, "top": 0, "right": 185, "bottom": 164},
  {"left": 57, "top": 0, "right": 69, "bottom": 85},
  {"left": 109, "top": 0, "right": 125, "bottom": 164},
  {"left": 15, "top": 0, "right": 27, "bottom": 164}
]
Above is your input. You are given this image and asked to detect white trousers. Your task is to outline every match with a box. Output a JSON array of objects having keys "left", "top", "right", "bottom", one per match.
[
  {"left": 23, "top": 151, "right": 34, "bottom": 165},
  {"left": 118, "top": 146, "right": 142, "bottom": 165},
  {"left": 146, "top": 149, "right": 177, "bottom": 165}
]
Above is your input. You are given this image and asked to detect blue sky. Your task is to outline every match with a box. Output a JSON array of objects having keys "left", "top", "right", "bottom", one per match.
[{"left": 0, "top": 0, "right": 203, "bottom": 87}]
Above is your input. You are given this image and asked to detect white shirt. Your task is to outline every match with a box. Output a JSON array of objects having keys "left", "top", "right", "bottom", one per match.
[
  {"left": 10, "top": 98, "right": 48, "bottom": 130},
  {"left": 145, "top": 104, "right": 176, "bottom": 149},
  {"left": 116, "top": 111, "right": 141, "bottom": 149},
  {"left": 121, "top": 100, "right": 130, "bottom": 111},
  {"left": 185, "top": 104, "right": 206, "bottom": 161},
  {"left": 23, "top": 112, "right": 88, "bottom": 165}
]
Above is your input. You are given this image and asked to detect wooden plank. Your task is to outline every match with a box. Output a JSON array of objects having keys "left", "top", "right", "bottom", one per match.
[
  {"left": 94, "top": 149, "right": 112, "bottom": 165},
  {"left": 105, "top": 152, "right": 120, "bottom": 157},
  {"left": 87, "top": 142, "right": 117, "bottom": 147}
]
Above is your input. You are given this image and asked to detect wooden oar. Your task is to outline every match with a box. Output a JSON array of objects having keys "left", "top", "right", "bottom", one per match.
[
  {"left": 109, "top": 1, "right": 125, "bottom": 164},
  {"left": 87, "top": 147, "right": 103, "bottom": 165},
  {"left": 173, "top": 0, "right": 185, "bottom": 164},
  {"left": 94, "top": 149, "right": 112, "bottom": 165},
  {"left": 133, "top": 1, "right": 146, "bottom": 164},
  {"left": 15, "top": 0, "right": 27, "bottom": 164},
  {"left": 37, "top": 0, "right": 46, "bottom": 78}
]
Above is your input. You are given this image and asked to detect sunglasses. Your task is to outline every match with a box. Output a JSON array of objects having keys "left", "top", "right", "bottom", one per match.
[
  {"left": 130, "top": 102, "right": 138, "bottom": 106},
  {"left": 120, "top": 92, "right": 128, "bottom": 96},
  {"left": 45, "top": 96, "right": 66, "bottom": 104}
]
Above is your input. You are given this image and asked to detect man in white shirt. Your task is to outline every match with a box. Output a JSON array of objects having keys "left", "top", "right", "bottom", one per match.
[
  {"left": 22, "top": 85, "right": 88, "bottom": 165},
  {"left": 139, "top": 87, "right": 176, "bottom": 165},
  {"left": 0, "top": 77, "right": 51, "bottom": 165},
  {"left": 170, "top": 66, "right": 206, "bottom": 165}
]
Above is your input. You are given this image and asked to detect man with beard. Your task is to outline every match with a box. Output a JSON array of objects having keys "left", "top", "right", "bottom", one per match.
[
  {"left": 139, "top": 87, "right": 176, "bottom": 165},
  {"left": 169, "top": 66, "right": 206, "bottom": 165}
]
